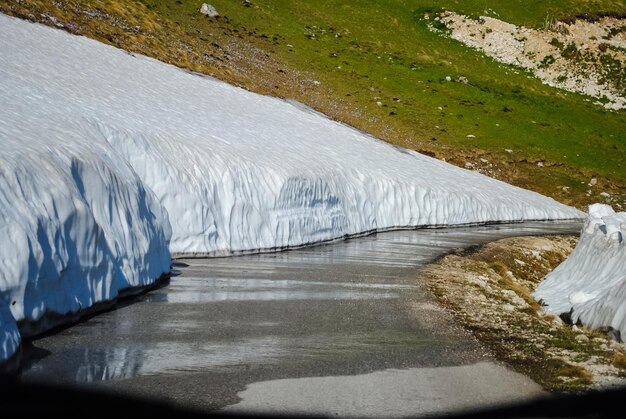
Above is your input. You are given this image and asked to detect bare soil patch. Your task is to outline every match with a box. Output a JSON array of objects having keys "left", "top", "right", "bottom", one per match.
[
  {"left": 438, "top": 12, "right": 626, "bottom": 109},
  {"left": 419, "top": 235, "right": 626, "bottom": 392}
]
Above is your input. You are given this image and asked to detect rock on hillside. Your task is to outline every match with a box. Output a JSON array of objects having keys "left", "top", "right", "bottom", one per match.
[{"left": 431, "top": 12, "right": 626, "bottom": 110}]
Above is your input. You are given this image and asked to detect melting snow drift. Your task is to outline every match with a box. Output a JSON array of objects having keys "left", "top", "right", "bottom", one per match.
[
  {"left": 535, "top": 204, "right": 626, "bottom": 338},
  {"left": 0, "top": 13, "right": 582, "bottom": 364}
]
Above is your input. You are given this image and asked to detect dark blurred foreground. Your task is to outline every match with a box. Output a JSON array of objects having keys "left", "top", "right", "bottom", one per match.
[{"left": 0, "top": 379, "right": 623, "bottom": 418}]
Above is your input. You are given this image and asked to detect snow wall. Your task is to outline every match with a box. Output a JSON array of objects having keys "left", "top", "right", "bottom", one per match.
[
  {"left": 0, "top": 118, "right": 173, "bottom": 366},
  {"left": 0, "top": 14, "right": 583, "bottom": 363},
  {"left": 535, "top": 205, "right": 626, "bottom": 338}
]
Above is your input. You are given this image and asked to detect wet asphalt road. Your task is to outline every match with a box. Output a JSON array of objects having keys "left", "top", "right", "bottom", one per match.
[{"left": 20, "top": 222, "right": 581, "bottom": 416}]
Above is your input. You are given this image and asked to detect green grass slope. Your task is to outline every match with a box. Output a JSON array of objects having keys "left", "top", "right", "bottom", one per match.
[{"left": 2, "top": 0, "right": 624, "bottom": 209}]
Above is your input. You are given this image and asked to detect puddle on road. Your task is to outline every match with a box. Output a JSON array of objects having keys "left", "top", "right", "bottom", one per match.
[
  {"left": 224, "top": 362, "right": 547, "bottom": 417},
  {"left": 23, "top": 332, "right": 451, "bottom": 384},
  {"left": 143, "top": 277, "right": 418, "bottom": 304},
  {"left": 21, "top": 221, "right": 581, "bottom": 394}
]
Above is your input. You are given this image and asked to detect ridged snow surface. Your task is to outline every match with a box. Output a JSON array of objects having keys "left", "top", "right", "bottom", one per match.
[
  {"left": 0, "top": 14, "right": 582, "bottom": 362},
  {"left": 0, "top": 304, "right": 19, "bottom": 366},
  {"left": 535, "top": 204, "right": 626, "bottom": 337},
  {"left": 0, "top": 16, "right": 173, "bottom": 363}
]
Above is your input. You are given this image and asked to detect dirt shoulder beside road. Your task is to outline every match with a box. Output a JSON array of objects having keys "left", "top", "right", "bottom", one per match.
[{"left": 418, "top": 234, "right": 626, "bottom": 392}]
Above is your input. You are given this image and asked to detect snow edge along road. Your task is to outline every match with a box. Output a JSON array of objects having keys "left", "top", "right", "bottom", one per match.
[{"left": 0, "top": 14, "right": 583, "bottom": 365}]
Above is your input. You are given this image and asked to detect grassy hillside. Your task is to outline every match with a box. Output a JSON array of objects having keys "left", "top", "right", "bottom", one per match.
[{"left": 2, "top": 0, "right": 624, "bottom": 209}]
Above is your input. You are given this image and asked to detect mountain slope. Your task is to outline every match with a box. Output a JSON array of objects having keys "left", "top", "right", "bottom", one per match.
[{"left": 1, "top": 0, "right": 623, "bottom": 208}]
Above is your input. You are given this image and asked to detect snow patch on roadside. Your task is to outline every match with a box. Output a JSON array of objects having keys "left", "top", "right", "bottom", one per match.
[
  {"left": 535, "top": 204, "right": 626, "bottom": 337},
  {"left": 0, "top": 116, "right": 172, "bottom": 363},
  {"left": 0, "top": 304, "right": 20, "bottom": 367}
]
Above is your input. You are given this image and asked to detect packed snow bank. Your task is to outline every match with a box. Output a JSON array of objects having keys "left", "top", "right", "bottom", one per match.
[
  {"left": 0, "top": 14, "right": 582, "bottom": 363},
  {"left": 0, "top": 119, "right": 172, "bottom": 363},
  {"left": 3, "top": 16, "right": 582, "bottom": 255},
  {"left": 0, "top": 303, "right": 20, "bottom": 369},
  {"left": 535, "top": 205, "right": 626, "bottom": 338},
  {"left": 0, "top": 15, "right": 173, "bottom": 361}
]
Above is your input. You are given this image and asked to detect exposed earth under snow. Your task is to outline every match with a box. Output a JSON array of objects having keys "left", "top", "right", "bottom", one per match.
[{"left": 0, "top": 14, "right": 583, "bottom": 364}]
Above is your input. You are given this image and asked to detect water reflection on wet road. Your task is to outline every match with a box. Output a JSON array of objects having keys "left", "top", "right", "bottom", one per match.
[{"left": 20, "top": 222, "right": 581, "bottom": 413}]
